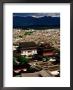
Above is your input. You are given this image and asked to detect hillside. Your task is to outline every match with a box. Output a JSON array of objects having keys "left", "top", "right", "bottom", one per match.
[
  {"left": 13, "top": 16, "right": 60, "bottom": 29},
  {"left": 13, "top": 29, "right": 60, "bottom": 50}
]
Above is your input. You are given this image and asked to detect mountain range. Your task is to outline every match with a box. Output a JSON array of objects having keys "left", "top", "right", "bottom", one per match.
[{"left": 13, "top": 16, "right": 60, "bottom": 29}]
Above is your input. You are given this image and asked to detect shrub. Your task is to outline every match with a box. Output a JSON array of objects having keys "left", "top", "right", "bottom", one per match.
[
  {"left": 18, "top": 55, "right": 29, "bottom": 65},
  {"left": 13, "top": 57, "right": 18, "bottom": 66},
  {"left": 19, "top": 35, "right": 22, "bottom": 38}
]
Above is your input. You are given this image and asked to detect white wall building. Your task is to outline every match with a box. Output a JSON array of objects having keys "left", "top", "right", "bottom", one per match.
[
  {"left": 21, "top": 49, "right": 37, "bottom": 56},
  {"left": 18, "top": 42, "right": 37, "bottom": 56}
]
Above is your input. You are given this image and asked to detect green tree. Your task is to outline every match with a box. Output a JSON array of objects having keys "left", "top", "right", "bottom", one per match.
[
  {"left": 18, "top": 55, "right": 29, "bottom": 65},
  {"left": 13, "top": 57, "right": 18, "bottom": 66}
]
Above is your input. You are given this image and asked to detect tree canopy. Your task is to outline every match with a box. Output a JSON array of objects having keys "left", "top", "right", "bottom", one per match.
[{"left": 18, "top": 55, "right": 29, "bottom": 65}]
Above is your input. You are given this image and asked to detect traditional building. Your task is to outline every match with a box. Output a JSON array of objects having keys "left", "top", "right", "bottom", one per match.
[
  {"left": 37, "top": 43, "right": 59, "bottom": 57},
  {"left": 17, "top": 42, "right": 37, "bottom": 56}
]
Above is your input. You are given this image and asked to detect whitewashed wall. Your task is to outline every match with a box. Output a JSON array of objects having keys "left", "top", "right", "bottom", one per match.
[{"left": 21, "top": 49, "right": 37, "bottom": 56}]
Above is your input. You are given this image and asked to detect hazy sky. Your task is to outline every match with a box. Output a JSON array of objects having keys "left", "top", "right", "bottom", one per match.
[{"left": 13, "top": 13, "right": 60, "bottom": 17}]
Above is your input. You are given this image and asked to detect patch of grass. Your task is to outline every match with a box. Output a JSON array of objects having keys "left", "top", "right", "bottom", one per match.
[{"left": 24, "top": 31, "right": 33, "bottom": 35}]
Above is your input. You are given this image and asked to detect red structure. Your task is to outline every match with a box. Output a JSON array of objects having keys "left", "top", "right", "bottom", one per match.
[
  {"left": 37, "top": 43, "right": 58, "bottom": 57},
  {"left": 43, "top": 51, "right": 55, "bottom": 56}
]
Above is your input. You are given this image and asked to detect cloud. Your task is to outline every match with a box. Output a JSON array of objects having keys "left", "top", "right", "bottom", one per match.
[{"left": 13, "top": 13, "right": 60, "bottom": 17}]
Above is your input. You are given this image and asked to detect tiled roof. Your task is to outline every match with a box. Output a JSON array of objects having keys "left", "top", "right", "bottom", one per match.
[{"left": 18, "top": 42, "right": 37, "bottom": 50}]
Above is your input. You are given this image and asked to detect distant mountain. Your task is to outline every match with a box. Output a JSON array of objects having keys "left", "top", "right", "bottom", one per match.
[{"left": 13, "top": 16, "right": 60, "bottom": 29}]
